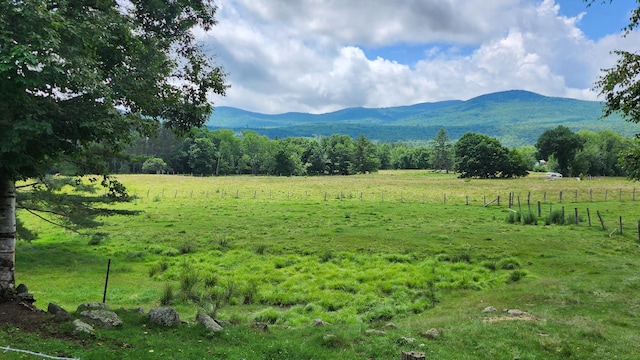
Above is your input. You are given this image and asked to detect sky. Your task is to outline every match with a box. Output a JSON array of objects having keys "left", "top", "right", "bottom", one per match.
[{"left": 200, "top": 0, "right": 640, "bottom": 114}]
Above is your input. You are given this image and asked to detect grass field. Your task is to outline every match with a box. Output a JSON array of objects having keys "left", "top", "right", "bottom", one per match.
[{"left": 4, "top": 171, "right": 640, "bottom": 359}]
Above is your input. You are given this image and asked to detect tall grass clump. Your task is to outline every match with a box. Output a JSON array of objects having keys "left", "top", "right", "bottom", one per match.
[
  {"left": 506, "top": 211, "right": 521, "bottom": 224},
  {"left": 160, "top": 283, "right": 175, "bottom": 306},
  {"left": 522, "top": 211, "right": 538, "bottom": 225},
  {"left": 545, "top": 208, "right": 565, "bottom": 225},
  {"left": 506, "top": 211, "right": 537, "bottom": 225}
]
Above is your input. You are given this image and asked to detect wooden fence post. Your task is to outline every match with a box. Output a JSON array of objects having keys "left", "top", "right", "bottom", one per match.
[
  {"left": 537, "top": 201, "right": 541, "bottom": 218},
  {"left": 605, "top": 189, "right": 608, "bottom": 202},
  {"left": 575, "top": 190, "right": 578, "bottom": 203},
  {"left": 590, "top": 188, "right": 593, "bottom": 202},
  {"left": 620, "top": 216, "right": 623, "bottom": 235},
  {"left": 559, "top": 191, "right": 563, "bottom": 203},
  {"left": 574, "top": 208, "right": 579, "bottom": 225},
  {"left": 597, "top": 210, "right": 606, "bottom": 230},
  {"left": 587, "top": 208, "right": 591, "bottom": 227}
]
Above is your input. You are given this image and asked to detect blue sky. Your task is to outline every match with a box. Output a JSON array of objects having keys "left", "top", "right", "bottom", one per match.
[{"left": 203, "top": 0, "right": 640, "bottom": 114}]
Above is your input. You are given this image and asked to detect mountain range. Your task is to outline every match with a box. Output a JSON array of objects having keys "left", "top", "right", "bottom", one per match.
[{"left": 206, "top": 90, "right": 637, "bottom": 147}]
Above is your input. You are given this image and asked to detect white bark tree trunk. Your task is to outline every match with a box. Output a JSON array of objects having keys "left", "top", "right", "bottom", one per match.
[{"left": 0, "top": 178, "right": 16, "bottom": 297}]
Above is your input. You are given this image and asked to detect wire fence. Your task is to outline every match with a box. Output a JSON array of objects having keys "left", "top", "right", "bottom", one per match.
[{"left": 1, "top": 346, "right": 80, "bottom": 360}]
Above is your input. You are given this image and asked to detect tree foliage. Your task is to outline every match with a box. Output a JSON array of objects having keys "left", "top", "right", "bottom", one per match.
[
  {"left": 535, "top": 126, "right": 584, "bottom": 176},
  {"left": 430, "top": 128, "right": 453, "bottom": 172},
  {"left": 586, "top": 0, "right": 640, "bottom": 179},
  {"left": 0, "top": 0, "right": 226, "bottom": 296},
  {"left": 454, "top": 133, "right": 526, "bottom": 178}
]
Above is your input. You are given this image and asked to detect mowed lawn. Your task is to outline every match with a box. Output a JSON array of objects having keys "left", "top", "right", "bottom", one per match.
[{"left": 9, "top": 171, "right": 640, "bottom": 359}]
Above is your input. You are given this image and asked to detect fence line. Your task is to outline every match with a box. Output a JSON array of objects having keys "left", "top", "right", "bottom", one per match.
[
  {"left": 139, "top": 187, "right": 638, "bottom": 206},
  {"left": 1, "top": 346, "right": 80, "bottom": 360}
]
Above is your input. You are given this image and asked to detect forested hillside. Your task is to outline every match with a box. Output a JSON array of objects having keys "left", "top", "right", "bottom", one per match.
[{"left": 207, "top": 90, "right": 633, "bottom": 147}]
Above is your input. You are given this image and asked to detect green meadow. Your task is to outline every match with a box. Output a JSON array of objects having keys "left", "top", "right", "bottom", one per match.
[{"left": 4, "top": 171, "right": 640, "bottom": 359}]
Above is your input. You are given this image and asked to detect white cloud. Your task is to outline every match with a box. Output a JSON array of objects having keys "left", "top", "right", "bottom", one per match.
[{"left": 204, "top": 0, "right": 639, "bottom": 114}]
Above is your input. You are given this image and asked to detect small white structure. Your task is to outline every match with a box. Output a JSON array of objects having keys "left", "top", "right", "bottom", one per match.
[{"left": 546, "top": 172, "right": 562, "bottom": 179}]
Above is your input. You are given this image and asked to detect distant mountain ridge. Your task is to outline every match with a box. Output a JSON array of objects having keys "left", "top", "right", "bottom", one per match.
[{"left": 207, "top": 90, "right": 635, "bottom": 147}]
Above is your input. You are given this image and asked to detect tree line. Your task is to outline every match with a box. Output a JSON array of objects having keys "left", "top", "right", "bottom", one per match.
[{"left": 74, "top": 126, "right": 632, "bottom": 179}]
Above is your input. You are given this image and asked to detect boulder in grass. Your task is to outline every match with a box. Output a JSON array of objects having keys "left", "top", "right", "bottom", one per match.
[
  {"left": 422, "top": 328, "right": 440, "bottom": 339},
  {"left": 72, "top": 319, "right": 95, "bottom": 335},
  {"left": 77, "top": 302, "right": 109, "bottom": 312},
  {"left": 80, "top": 310, "right": 123, "bottom": 328},
  {"left": 48, "top": 303, "right": 70, "bottom": 320},
  {"left": 197, "top": 313, "right": 223, "bottom": 333},
  {"left": 148, "top": 307, "right": 181, "bottom": 327}
]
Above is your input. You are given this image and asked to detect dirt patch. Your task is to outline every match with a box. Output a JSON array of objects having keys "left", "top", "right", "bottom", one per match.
[{"left": 0, "top": 299, "right": 74, "bottom": 340}]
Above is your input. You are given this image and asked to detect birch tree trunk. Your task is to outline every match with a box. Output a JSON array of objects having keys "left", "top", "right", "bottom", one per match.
[{"left": 0, "top": 178, "right": 16, "bottom": 299}]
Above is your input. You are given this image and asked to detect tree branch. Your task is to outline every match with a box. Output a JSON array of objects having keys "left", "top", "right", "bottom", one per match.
[{"left": 20, "top": 208, "right": 81, "bottom": 234}]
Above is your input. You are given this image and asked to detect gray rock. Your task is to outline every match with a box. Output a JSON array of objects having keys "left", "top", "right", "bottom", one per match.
[
  {"left": 506, "top": 309, "right": 526, "bottom": 316},
  {"left": 77, "top": 302, "right": 109, "bottom": 312},
  {"left": 365, "top": 329, "right": 386, "bottom": 336},
  {"left": 251, "top": 322, "right": 269, "bottom": 332},
  {"left": 383, "top": 322, "right": 397, "bottom": 329},
  {"left": 312, "top": 318, "right": 330, "bottom": 326},
  {"left": 423, "top": 328, "right": 440, "bottom": 339},
  {"left": 482, "top": 306, "right": 497, "bottom": 313},
  {"left": 148, "top": 307, "right": 181, "bottom": 327},
  {"left": 15, "top": 283, "right": 28, "bottom": 295},
  {"left": 17, "top": 292, "right": 35, "bottom": 304},
  {"left": 72, "top": 319, "right": 95, "bottom": 335},
  {"left": 399, "top": 336, "right": 416, "bottom": 344},
  {"left": 80, "top": 310, "right": 123, "bottom": 328},
  {"left": 48, "top": 303, "right": 70, "bottom": 319},
  {"left": 197, "top": 314, "right": 223, "bottom": 333}
]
